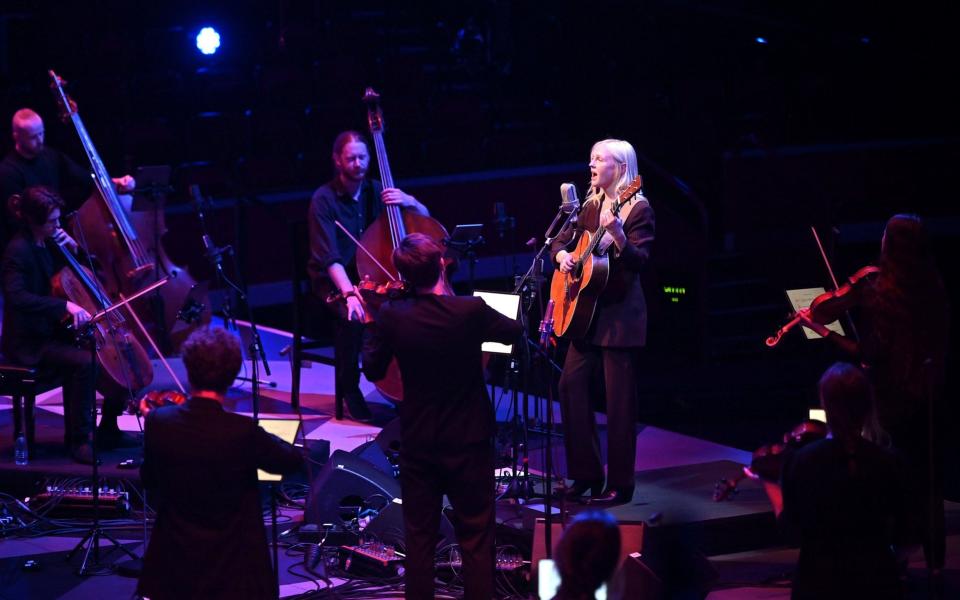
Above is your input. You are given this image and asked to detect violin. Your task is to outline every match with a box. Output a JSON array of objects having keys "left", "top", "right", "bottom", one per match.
[
  {"left": 136, "top": 389, "right": 188, "bottom": 416},
  {"left": 325, "top": 276, "right": 412, "bottom": 313},
  {"left": 714, "top": 419, "right": 828, "bottom": 501},
  {"left": 766, "top": 265, "right": 879, "bottom": 347}
]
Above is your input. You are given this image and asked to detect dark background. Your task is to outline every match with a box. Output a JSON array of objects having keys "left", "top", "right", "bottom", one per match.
[{"left": 2, "top": 1, "right": 957, "bottom": 465}]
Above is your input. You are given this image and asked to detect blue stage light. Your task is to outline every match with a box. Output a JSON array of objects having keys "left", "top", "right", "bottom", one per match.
[
  {"left": 196, "top": 27, "right": 221, "bottom": 55},
  {"left": 755, "top": 37, "right": 768, "bottom": 45}
]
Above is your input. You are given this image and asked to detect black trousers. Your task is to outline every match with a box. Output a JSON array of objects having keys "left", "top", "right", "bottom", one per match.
[
  {"left": 886, "top": 407, "right": 945, "bottom": 570},
  {"left": 331, "top": 307, "right": 364, "bottom": 401},
  {"left": 399, "top": 441, "right": 495, "bottom": 600},
  {"left": 558, "top": 340, "right": 639, "bottom": 489},
  {"left": 36, "top": 341, "right": 125, "bottom": 449}
]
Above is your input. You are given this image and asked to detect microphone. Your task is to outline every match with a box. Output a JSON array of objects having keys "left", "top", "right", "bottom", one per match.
[
  {"left": 560, "top": 183, "right": 580, "bottom": 214},
  {"left": 189, "top": 184, "right": 222, "bottom": 263},
  {"left": 492, "top": 201, "right": 515, "bottom": 238},
  {"left": 188, "top": 184, "right": 205, "bottom": 211},
  {"left": 539, "top": 299, "right": 555, "bottom": 349}
]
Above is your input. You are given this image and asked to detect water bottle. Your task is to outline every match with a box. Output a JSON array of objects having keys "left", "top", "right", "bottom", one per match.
[{"left": 14, "top": 434, "right": 28, "bottom": 466}]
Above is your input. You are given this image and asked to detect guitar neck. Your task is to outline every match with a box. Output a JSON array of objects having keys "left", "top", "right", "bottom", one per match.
[{"left": 582, "top": 189, "right": 635, "bottom": 256}]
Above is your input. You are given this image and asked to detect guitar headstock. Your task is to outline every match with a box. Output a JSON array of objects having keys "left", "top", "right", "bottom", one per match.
[
  {"left": 48, "top": 70, "right": 78, "bottom": 122},
  {"left": 362, "top": 87, "right": 384, "bottom": 133},
  {"left": 612, "top": 174, "right": 643, "bottom": 215}
]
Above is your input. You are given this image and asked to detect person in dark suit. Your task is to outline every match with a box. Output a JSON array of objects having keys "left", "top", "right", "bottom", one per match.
[
  {"left": 137, "top": 327, "right": 303, "bottom": 600},
  {"left": 361, "top": 233, "right": 522, "bottom": 600},
  {"left": 1, "top": 185, "right": 130, "bottom": 464},
  {"left": 550, "top": 138, "right": 655, "bottom": 505},
  {"left": 766, "top": 362, "right": 910, "bottom": 599},
  {"left": 307, "top": 130, "right": 428, "bottom": 421}
]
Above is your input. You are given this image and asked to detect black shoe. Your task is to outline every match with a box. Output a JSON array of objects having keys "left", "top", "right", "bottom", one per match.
[
  {"left": 343, "top": 392, "right": 373, "bottom": 423},
  {"left": 71, "top": 443, "right": 100, "bottom": 465},
  {"left": 98, "top": 428, "right": 142, "bottom": 449},
  {"left": 588, "top": 487, "right": 635, "bottom": 506},
  {"left": 557, "top": 479, "right": 605, "bottom": 501}
]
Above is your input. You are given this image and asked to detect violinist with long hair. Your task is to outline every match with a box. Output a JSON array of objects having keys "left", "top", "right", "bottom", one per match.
[
  {"left": 2, "top": 185, "right": 135, "bottom": 464},
  {"left": 796, "top": 214, "right": 950, "bottom": 574}
]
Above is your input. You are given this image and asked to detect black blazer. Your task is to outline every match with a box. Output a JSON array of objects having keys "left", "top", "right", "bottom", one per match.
[
  {"left": 137, "top": 397, "right": 303, "bottom": 600},
  {"left": 362, "top": 294, "right": 522, "bottom": 449},
  {"left": 1, "top": 231, "right": 69, "bottom": 364},
  {"left": 550, "top": 194, "right": 655, "bottom": 347}
]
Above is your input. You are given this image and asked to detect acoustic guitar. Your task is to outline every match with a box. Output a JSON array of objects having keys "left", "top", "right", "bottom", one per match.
[{"left": 549, "top": 175, "right": 643, "bottom": 339}]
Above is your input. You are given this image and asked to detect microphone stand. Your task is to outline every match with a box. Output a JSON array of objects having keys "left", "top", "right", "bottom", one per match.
[
  {"left": 509, "top": 200, "right": 578, "bottom": 541},
  {"left": 500, "top": 202, "right": 579, "bottom": 504},
  {"left": 190, "top": 186, "right": 271, "bottom": 421},
  {"left": 536, "top": 304, "right": 559, "bottom": 559},
  {"left": 66, "top": 325, "right": 138, "bottom": 575}
]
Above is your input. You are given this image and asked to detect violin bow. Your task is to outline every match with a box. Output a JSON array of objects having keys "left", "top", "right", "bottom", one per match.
[
  {"left": 334, "top": 220, "right": 397, "bottom": 282},
  {"left": 117, "top": 288, "right": 187, "bottom": 394},
  {"left": 810, "top": 225, "right": 860, "bottom": 343}
]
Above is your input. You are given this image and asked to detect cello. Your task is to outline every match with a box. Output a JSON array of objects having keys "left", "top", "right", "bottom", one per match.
[
  {"left": 51, "top": 236, "right": 154, "bottom": 399},
  {"left": 48, "top": 70, "right": 209, "bottom": 353},
  {"left": 356, "top": 88, "right": 453, "bottom": 402}
]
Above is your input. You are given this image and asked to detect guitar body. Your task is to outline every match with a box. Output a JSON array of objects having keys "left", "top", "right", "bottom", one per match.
[{"left": 550, "top": 230, "right": 610, "bottom": 339}]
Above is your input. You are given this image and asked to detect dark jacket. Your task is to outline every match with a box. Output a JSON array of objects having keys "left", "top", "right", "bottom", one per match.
[
  {"left": 362, "top": 294, "right": 522, "bottom": 449},
  {"left": 137, "top": 397, "right": 303, "bottom": 600},
  {"left": 0, "top": 147, "right": 91, "bottom": 250},
  {"left": 1, "top": 231, "right": 69, "bottom": 364},
  {"left": 780, "top": 437, "right": 909, "bottom": 599},
  {"left": 549, "top": 193, "right": 655, "bottom": 347}
]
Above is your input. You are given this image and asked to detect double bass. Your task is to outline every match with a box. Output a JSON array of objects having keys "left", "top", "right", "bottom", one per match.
[
  {"left": 48, "top": 70, "right": 209, "bottom": 354},
  {"left": 357, "top": 88, "right": 453, "bottom": 401}
]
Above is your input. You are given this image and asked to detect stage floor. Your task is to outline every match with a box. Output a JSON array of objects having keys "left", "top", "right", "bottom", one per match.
[{"left": 1, "top": 321, "right": 958, "bottom": 598}]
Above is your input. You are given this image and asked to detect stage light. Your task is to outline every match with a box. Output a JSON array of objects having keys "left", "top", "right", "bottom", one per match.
[
  {"left": 196, "top": 27, "right": 221, "bottom": 55},
  {"left": 755, "top": 37, "right": 768, "bottom": 45}
]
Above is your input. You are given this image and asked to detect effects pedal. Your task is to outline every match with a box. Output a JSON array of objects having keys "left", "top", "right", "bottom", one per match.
[{"left": 340, "top": 541, "right": 404, "bottom": 578}]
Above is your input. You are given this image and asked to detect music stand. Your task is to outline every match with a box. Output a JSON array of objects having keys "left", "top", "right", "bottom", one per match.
[
  {"left": 129, "top": 165, "right": 173, "bottom": 211},
  {"left": 258, "top": 419, "right": 302, "bottom": 594},
  {"left": 445, "top": 224, "right": 485, "bottom": 293},
  {"left": 474, "top": 290, "right": 532, "bottom": 500}
]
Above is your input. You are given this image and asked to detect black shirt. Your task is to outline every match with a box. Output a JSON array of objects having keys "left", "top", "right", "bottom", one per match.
[
  {"left": 1, "top": 231, "right": 70, "bottom": 364},
  {"left": 306, "top": 177, "right": 383, "bottom": 294},
  {"left": 780, "top": 437, "right": 909, "bottom": 599},
  {"left": 0, "top": 147, "right": 92, "bottom": 249},
  {"left": 362, "top": 294, "right": 522, "bottom": 449}
]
